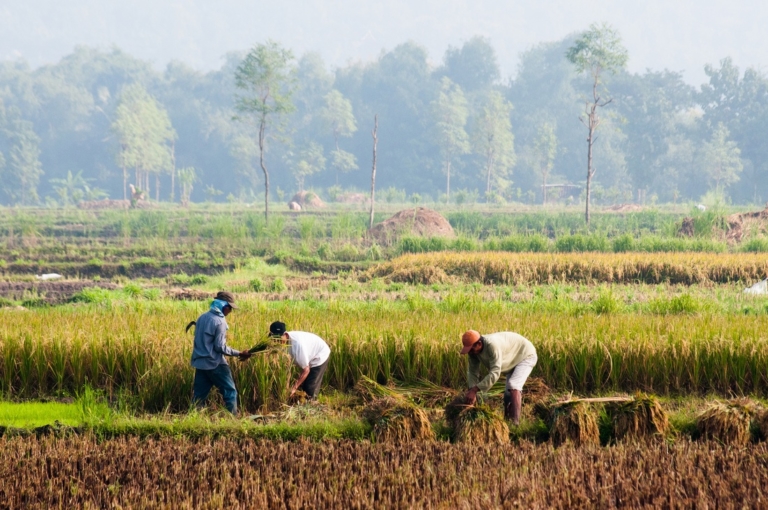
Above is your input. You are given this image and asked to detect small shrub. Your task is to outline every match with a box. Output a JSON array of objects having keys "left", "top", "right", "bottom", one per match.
[
  {"left": 249, "top": 278, "right": 265, "bottom": 292},
  {"left": 171, "top": 273, "right": 192, "bottom": 285},
  {"left": 190, "top": 275, "right": 208, "bottom": 285},
  {"left": 591, "top": 290, "right": 621, "bottom": 315},
  {"left": 123, "top": 283, "right": 142, "bottom": 297},
  {"left": 270, "top": 278, "right": 287, "bottom": 292},
  {"left": 612, "top": 234, "right": 635, "bottom": 252},
  {"left": 143, "top": 289, "right": 161, "bottom": 301}
]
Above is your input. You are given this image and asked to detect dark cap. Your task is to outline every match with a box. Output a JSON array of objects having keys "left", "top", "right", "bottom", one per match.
[
  {"left": 215, "top": 291, "right": 238, "bottom": 309},
  {"left": 269, "top": 321, "right": 287, "bottom": 337}
]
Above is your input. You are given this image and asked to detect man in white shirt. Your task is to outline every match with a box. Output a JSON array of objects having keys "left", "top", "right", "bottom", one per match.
[{"left": 269, "top": 321, "right": 331, "bottom": 400}]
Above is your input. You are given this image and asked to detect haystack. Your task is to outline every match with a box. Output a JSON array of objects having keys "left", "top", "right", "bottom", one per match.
[
  {"left": 362, "top": 397, "right": 434, "bottom": 443},
  {"left": 368, "top": 207, "right": 455, "bottom": 244},
  {"left": 356, "top": 377, "right": 435, "bottom": 443},
  {"left": 290, "top": 191, "right": 325, "bottom": 208},
  {"left": 550, "top": 402, "right": 600, "bottom": 447},
  {"left": 444, "top": 396, "right": 509, "bottom": 445},
  {"left": 607, "top": 393, "right": 669, "bottom": 441},
  {"left": 696, "top": 399, "right": 757, "bottom": 445}
]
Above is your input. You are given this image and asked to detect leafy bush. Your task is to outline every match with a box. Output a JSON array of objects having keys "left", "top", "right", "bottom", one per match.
[
  {"left": 270, "top": 278, "right": 287, "bottom": 292},
  {"left": 612, "top": 234, "right": 635, "bottom": 252},
  {"left": 556, "top": 234, "right": 610, "bottom": 252},
  {"left": 591, "top": 290, "right": 621, "bottom": 315},
  {"left": 250, "top": 278, "right": 265, "bottom": 292},
  {"left": 190, "top": 275, "right": 208, "bottom": 285}
]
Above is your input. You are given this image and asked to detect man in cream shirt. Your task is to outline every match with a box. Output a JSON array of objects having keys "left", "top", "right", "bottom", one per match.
[
  {"left": 269, "top": 321, "right": 331, "bottom": 400},
  {"left": 460, "top": 329, "right": 537, "bottom": 425}
]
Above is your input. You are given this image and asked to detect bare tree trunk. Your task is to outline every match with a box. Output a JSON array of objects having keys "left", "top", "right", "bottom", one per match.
[
  {"left": 445, "top": 161, "right": 451, "bottom": 200},
  {"left": 485, "top": 153, "right": 495, "bottom": 195},
  {"left": 334, "top": 135, "right": 340, "bottom": 186},
  {"left": 585, "top": 118, "right": 595, "bottom": 224},
  {"left": 122, "top": 166, "right": 127, "bottom": 201},
  {"left": 369, "top": 114, "right": 378, "bottom": 231},
  {"left": 155, "top": 174, "right": 160, "bottom": 202},
  {"left": 258, "top": 117, "right": 269, "bottom": 224},
  {"left": 542, "top": 170, "right": 547, "bottom": 205}
]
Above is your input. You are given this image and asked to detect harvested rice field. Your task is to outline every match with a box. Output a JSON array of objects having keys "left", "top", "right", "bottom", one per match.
[{"left": 3, "top": 436, "right": 768, "bottom": 508}]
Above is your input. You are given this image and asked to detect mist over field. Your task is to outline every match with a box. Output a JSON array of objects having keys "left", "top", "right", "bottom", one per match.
[{"left": 0, "top": 0, "right": 767, "bottom": 207}]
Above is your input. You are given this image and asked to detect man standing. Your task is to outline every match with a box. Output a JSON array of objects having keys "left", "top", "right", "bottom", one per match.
[
  {"left": 460, "top": 329, "right": 537, "bottom": 425},
  {"left": 190, "top": 291, "right": 251, "bottom": 414},
  {"left": 268, "top": 321, "right": 330, "bottom": 400}
]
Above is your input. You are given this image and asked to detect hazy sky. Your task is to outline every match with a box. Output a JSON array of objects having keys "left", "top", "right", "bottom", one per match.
[{"left": 2, "top": 0, "right": 766, "bottom": 84}]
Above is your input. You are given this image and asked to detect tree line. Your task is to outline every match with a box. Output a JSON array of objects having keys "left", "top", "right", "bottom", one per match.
[{"left": 0, "top": 23, "right": 766, "bottom": 211}]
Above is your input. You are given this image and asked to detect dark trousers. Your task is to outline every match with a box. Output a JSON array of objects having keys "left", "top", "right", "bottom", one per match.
[
  {"left": 301, "top": 359, "right": 329, "bottom": 399},
  {"left": 193, "top": 364, "right": 238, "bottom": 414}
]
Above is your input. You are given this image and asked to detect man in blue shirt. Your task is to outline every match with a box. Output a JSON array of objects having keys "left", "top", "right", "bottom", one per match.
[{"left": 190, "top": 291, "right": 251, "bottom": 414}]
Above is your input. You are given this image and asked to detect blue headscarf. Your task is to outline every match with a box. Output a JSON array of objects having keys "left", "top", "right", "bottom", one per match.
[{"left": 209, "top": 298, "right": 230, "bottom": 317}]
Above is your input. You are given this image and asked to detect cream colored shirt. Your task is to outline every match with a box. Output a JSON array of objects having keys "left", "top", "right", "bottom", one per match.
[{"left": 467, "top": 332, "right": 536, "bottom": 391}]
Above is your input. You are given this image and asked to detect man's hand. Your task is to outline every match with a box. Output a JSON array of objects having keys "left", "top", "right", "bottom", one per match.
[
  {"left": 289, "top": 388, "right": 296, "bottom": 398},
  {"left": 465, "top": 387, "right": 479, "bottom": 405},
  {"left": 238, "top": 351, "right": 253, "bottom": 361}
]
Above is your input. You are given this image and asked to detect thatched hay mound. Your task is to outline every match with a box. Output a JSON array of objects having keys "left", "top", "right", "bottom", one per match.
[
  {"left": 369, "top": 207, "right": 455, "bottom": 244},
  {"left": 696, "top": 399, "right": 758, "bottom": 445},
  {"left": 727, "top": 206, "right": 768, "bottom": 244},
  {"left": 550, "top": 402, "right": 600, "bottom": 447},
  {"left": 607, "top": 394, "right": 669, "bottom": 441},
  {"left": 444, "top": 397, "right": 509, "bottom": 445},
  {"left": 290, "top": 191, "right": 325, "bottom": 208},
  {"left": 336, "top": 192, "right": 368, "bottom": 204},
  {"left": 362, "top": 397, "right": 434, "bottom": 443}
]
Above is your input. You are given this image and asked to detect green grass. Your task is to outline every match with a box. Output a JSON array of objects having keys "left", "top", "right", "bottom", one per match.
[{"left": 0, "top": 401, "right": 86, "bottom": 427}]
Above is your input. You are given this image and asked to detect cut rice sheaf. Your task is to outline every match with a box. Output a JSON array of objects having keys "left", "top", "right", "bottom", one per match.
[
  {"left": 696, "top": 398, "right": 758, "bottom": 446},
  {"left": 607, "top": 393, "right": 669, "bottom": 441},
  {"left": 444, "top": 396, "right": 509, "bottom": 445}
]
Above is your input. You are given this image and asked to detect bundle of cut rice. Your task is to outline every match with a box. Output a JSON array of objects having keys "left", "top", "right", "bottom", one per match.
[
  {"left": 696, "top": 399, "right": 758, "bottom": 446},
  {"left": 607, "top": 393, "right": 669, "bottom": 441},
  {"left": 550, "top": 401, "right": 600, "bottom": 447},
  {"left": 444, "top": 396, "right": 509, "bottom": 445},
  {"left": 362, "top": 396, "right": 435, "bottom": 443}
]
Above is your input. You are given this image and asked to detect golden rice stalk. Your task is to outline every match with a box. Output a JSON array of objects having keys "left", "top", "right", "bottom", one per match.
[
  {"left": 523, "top": 377, "right": 551, "bottom": 404},
  {"left": 450, "top": 402, "right": 509, "bottom": 445},
  {"left": 696, "top": 399, "right": 758, "bottom": 446},
  {"left": 550, "top": 402, "right": 600, "bottom": 447},
  {"left": 353, "top": 376, "right": 402, "bottom": 403},
  {"left": 607, "top": 393, "right": 669, "bottom": 441},
  {"left": 362, "top": 397, "right": 435, "bottom": 443}
]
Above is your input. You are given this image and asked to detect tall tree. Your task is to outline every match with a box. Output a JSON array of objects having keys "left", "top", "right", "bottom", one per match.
[
  {"left": 533, "top": 122, "right": 558, "bottom": 204},
  {"left": 699, "top": 123, "right": 743, "bottom": 193},
  {"left": 431, "top": 77, "right": 470, "bottom": 199},
  {"left": 439, "top": 36, "right": 500, "bottom": 93},
  {"left": 319, "top": 90, "right": 358, "bottom": 184},
  {"left": 472, "top": 91, "right": 515, "bottom": 197},
  {"left": 0, "top": 106, "right": 43, "bottom": 205},
  {"left": 111, "top": 84, "right": 175, "bottom": 200},
  {"left": 291, "top": 142, "right": 326, "bottom": 191},
  {"left": 566, "top": 22, "right": 628, "bottom": 224},
  {"left": 234, "top": 41, "right": 296, "bottom": 223}
]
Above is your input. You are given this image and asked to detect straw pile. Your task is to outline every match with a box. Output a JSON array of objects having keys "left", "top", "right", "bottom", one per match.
[
  {"left": 550, "top": 402, "right": 600, "bottom": 447},
  {"left": 523, "top": 377, "right": 551, "bottom": 404},
  {"left": 444, "top": 396, "right": 509, "bottom": 445},
  {"left": 755, "top": 408, "right": 768, "bottom": 441},
  {"left": 607, "top": 393, "right": 669, "bottom": 441},
  {"left": 357, "top": 377, "right": 435, "bottom": 443},
  {"left": 696, "top": 399, "right": 757, "bottom": 446}
]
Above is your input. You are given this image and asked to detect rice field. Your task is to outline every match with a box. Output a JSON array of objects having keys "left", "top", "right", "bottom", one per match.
[
  {"left": 2, "top": 436, "right": 767, "bottom": 508},
  {"left": 2, "top": 303, "right": 768, "bottom": 412}
]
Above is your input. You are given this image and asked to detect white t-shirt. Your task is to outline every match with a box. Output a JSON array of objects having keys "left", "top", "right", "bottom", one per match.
[{"left": 288, "top": 331, "right": 331, "bottom": 369}]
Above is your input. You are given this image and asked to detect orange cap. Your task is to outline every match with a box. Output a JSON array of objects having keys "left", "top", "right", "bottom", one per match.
[{"left": 460, "top": 330, "right": 481, "bottom": 354}]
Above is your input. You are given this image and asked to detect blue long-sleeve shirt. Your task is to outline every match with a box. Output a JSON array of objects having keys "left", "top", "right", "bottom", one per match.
[{"left": 190, "top": 310, "right": 240, "bottom": 370}]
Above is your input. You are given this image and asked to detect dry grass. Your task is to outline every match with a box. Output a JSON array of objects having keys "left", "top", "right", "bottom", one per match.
[
  {"left": 550, "top": 402, "right": 600, "bottom": 447},
  {"left": 696, "top": 399, "right": 758, "bottom": 445},
  {"left": 607, "top": 393, "right": 669, "bottom": 441},
  {"left": 369, "top": 252, "right": 768, "bottom": 285}
]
